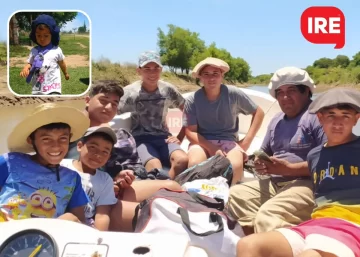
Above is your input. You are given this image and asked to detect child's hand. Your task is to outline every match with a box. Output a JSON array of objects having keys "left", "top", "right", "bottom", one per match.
[
  {"left": 20, "top": 68, "right": 30, "bottom": 78},
  {"left": 114, "top": 170, "right": 135, "bottom": 189},
  {"left": 65, "top": 73, "right": 70, "bottom": 80}
]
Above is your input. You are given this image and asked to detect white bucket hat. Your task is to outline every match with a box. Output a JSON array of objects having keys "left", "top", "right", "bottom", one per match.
[
  {"left": 191, "top": 57, "right": 230, "bottom": 78},
  {"left": 268, "top": 67, "right": 315, "bottom": 98}
]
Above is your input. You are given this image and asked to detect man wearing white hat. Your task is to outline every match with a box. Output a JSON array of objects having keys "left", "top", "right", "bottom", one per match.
[
  {"left": 227, "top": 67, "right": 327, "bottom": 235},
  {"left": 183, "top": 57, "right": 265, "bottom": 186}
]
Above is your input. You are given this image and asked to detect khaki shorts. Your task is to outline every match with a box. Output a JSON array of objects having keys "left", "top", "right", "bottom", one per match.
[{"left": 227, "top": 178, "right": 315, "bottom": 233}]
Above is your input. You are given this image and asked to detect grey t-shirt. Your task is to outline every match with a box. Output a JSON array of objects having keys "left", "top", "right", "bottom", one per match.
[
  {"left": 182, "top": 85, "right": 258, "bottom": 141},
  {"left": 261, "top": 106, "right": 327, "bottom": 182},
  {"left": 118, "top": 80, "right": 185, "bottom": 138}
]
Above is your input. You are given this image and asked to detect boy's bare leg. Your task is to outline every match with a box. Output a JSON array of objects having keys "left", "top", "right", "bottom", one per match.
[
  {"left": 122, "top": 180, "right": 182, "bottom": 202},
  {"left": 109, "top": 200, "right": 139, "bottom": 232},
  {"left": 236, "top": 231, "right": 294, "bottom": 257},
  {"left": 57, "top": 213, "right": 81, "bottom": 223},
  {"left": 297, "top": 250, "right": 336, "bottom": 257}
]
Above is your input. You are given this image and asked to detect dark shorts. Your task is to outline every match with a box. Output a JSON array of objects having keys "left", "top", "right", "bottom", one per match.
[{"left": 135, "top": 136, "right": 183, "bottom": 166}]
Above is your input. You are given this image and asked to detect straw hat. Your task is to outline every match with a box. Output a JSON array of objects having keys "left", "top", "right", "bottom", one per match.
[
  {"left": 8, "top": 103, "right": 90, "bottom": 153},
  {"left": 191, "top": 57, "right": 230, "bottom": 78}
]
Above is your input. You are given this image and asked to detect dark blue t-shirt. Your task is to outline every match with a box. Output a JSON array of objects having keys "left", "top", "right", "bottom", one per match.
[{"left": 261, "top": 107, "right": 327, "bottom": 182}]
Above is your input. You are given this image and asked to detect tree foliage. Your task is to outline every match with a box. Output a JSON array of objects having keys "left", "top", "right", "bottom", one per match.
[
  {"left": 250, "top": 52, "right": 360, "bottom": 85},
  {"left": 14, "top": 12, "right": 77, "bottom": 31},
  {"left": 157, "top": 24, "right": 251, "bottom": 82}
]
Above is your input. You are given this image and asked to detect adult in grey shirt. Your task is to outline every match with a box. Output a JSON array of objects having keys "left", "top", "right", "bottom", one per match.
[
  {"left": 227, "top": 67, "right": 327, "bottom": 235},
  {"left": 183, "top": 57, "right": 265, "bottom": 186}
]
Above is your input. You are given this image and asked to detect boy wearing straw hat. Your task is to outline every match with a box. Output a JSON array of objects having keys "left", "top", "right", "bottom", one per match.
[
  {"left": 0, "top": 103, "right": 90, "bottom": 223},
  {"left": 183, "top": 57, "right": 265, "bottom": 186},
  {"left": 236, "top": 88, "right": 360, "bottom": 257}
]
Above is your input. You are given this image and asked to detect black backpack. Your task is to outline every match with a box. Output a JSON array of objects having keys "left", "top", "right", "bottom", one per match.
[{"left": 174, "top": 154, "right": 233, "bottom": 186}]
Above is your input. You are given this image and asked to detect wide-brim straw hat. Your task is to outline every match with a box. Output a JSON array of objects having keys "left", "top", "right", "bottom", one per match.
[
  {"left": 191, "top": 57, "right": 230, "bottom": 78},
  {"left": 8, "top": 103, "right": 90, "bottom": 153}
]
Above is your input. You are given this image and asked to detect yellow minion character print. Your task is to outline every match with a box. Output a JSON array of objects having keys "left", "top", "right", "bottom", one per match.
[
  {"left": 3, "top": 194, "right": 27, "bottom": 219},
  {"left": 0, "top": 194, "right": 27, "bottom": 221},
  {"left": 22, "top": 189, "right": 57, "bottom": 218}
]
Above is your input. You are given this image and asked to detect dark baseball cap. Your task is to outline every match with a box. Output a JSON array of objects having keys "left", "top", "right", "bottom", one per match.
[
  {"left": 309, "top": 88, "right": 360, "bottom": 114},
  {"left": 83, "top": 126, "right": 117, "bottom": 144}
]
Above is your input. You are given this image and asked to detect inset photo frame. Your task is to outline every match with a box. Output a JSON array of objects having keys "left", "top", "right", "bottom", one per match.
[{"left": 7, "top": 10, "right": 92, "bottom": 96}]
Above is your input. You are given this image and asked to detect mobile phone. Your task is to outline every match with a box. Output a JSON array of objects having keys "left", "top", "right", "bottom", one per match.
[{"left": 253, "top": 150, "right": 272, "bottom": 162}]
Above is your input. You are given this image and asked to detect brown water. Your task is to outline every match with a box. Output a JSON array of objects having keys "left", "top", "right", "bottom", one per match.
[{"left": 0, "top": 100, "right": 85, "bottom": 154}]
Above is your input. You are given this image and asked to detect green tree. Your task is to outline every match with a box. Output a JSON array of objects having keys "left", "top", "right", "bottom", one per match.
[
  {"left": 313, "top": 57, "right": 334, "bottom": 68},
  {"left": 157, "top": 24, "right": 206, "bottom": 74},
  {"left": 78, "top": 21, "right": 87, "bottom": 33},
  {"left": 351, "top": 51, "right": 360, "bottom": 66},
  {"left": 192, "top": 43, "right": 250, "bottom": 82},
  {"left": 334, "top": 55, "right": 350, "bottom": 68}
]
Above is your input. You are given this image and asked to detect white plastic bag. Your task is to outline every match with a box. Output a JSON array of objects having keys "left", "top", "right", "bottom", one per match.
[{"left": 182, "top": 176, "right": 230, "bottom": 203}]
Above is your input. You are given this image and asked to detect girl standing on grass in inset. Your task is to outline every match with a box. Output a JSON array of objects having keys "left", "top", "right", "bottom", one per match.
[{"left": 19, "top": 14, "right": 69, "bottom": 95}]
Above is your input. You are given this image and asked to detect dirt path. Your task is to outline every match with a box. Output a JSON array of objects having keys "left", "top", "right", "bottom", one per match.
[
  {"left": 9, "top": 54, "right": 89, "bottom": 68},
  {"left": 0, "top": 67, "right": 81, "bottom": 106}
]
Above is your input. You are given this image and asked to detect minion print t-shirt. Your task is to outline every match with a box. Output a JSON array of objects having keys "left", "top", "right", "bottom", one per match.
[
  {"left": 0, "top": 152, "right": 88, "bottom": 222},
  {"left": 307, "top": 137, "right": 360, "bottom": 225}
]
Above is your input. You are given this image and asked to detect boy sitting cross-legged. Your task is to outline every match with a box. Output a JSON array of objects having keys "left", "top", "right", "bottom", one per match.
[
  {"left": 61, "top": 126, "right": 120, "bottom": 231},
  {"left": 0, "top": 103, "right": 90, "bottom": 223},
  {"left": 236, "top": 87, "right": 360, "bottom": 257}
]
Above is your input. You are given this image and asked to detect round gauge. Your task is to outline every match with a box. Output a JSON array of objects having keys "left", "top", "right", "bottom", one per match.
[{"left": 0, "top": 229, "right": 57, "bottom": 257}]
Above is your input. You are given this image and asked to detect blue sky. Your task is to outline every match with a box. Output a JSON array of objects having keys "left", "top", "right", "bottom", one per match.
[
  {"left": 61, "top": 12, "right": 89, "bottom": 32},
  {"left": 1, "top": 0, "right": 359, "bottom": 75}
]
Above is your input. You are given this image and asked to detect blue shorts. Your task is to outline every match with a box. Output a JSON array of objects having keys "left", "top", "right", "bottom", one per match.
[{"left": 135, "top": 136, "right": 183, "bottom": 166}]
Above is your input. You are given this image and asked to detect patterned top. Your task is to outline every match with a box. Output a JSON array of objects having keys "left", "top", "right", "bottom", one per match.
[
  {"left": 0, "top": 152, "right": 88, "bottom": 222},
  {"left": 118, "top": 80, "right": 185, "bottom": 138},
  {"left": 105, "top": 128, "right": 146, "bottom": 178}
]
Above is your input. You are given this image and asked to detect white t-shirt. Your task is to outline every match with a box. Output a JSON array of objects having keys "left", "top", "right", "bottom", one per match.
[
  {"left": 27, "top": 46, "right": 65, "bottom": 95},
  {"left": 60, "top": 159, "right": 118, "bottom": 219}
]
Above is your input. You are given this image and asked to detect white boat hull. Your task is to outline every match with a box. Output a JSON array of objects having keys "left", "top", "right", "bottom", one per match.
[{"left": 0, "top": 218, "right": 206, "bottom": 257}]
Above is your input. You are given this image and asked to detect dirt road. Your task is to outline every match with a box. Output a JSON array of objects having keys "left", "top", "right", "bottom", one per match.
[{"left": 0, "top": 67, "right": 81, "bottom": 107}]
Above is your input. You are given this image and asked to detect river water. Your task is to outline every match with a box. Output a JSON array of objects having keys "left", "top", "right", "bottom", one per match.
[{"left": 1, "top": 85, "right": 359, "bottom": 154}]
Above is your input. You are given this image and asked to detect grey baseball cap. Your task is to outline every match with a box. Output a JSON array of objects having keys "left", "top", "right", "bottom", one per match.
[
  {"left": 83, "top": 126, "right": 117, "bottom": 144},
  {"left": 309, "top": 88, "right": 360, "bottom": 114}
]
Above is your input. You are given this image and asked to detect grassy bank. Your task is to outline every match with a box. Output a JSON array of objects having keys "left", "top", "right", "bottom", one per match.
[
  {"left": 92, "top": 58, "right": 207, "bottom": 93},
  {"left": 9, "top": 34, "right": 90, "bottom": 58},
  {"left": 0, "top": 42, "right": 6, "bottom": 65},
  {"left": 249, "top": 66, "right": 360, "bottom": 91}
]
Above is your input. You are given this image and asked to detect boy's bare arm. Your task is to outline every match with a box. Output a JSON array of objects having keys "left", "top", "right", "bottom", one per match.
[
  {"left": 58, "top": 60, "right": 69, "bottom": 80},
  {"left": 68, "top": 205, "right": 86, "bottom": 223},
  {"left": 94, "top": 205, "right": 112, "bottom": 231},
  {"left": 20, "top": 63, "right": 32, "bottom": 77}
]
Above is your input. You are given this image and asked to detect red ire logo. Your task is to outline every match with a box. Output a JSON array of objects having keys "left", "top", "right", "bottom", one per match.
[{"left": 301, "top": 6, "right": 345, "bottom": 49}]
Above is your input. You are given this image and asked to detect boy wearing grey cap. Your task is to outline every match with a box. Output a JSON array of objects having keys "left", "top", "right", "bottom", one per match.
[
  {"left": 236, "top": 87, "right": 360, "bottom": 257},
  {"left": 118, "top": 51, "right": 188, "bottom": 179},
  {"left": 61, "top": 126, "right": 120, "bottom": 231}
]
